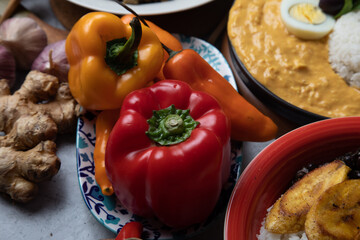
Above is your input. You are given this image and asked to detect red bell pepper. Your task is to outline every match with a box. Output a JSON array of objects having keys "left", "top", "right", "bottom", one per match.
[{"left": 105, "top": 80, "right": 231, "bottom": 228}]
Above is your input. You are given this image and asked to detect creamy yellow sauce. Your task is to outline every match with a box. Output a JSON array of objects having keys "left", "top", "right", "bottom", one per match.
[{"left": 228, "top": 0, "right": 360, "bottom": 118}]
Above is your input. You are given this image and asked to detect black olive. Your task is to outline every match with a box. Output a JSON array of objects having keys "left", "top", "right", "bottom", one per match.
[
  {"left": 291, "top": 163, "right": 318, "bottom": 185},
  {"left": 348, "top": 170, "right": 360, "bottom": 179},
  {"left": 294, "top": 168, "right": 308, "bottom": 180},
  {"left": 354, "top": 150, "right": 360, "bottom": 168},
  {"left": 340, "top": 153, "right": 355, "bottom": 168},
  {"left": 305, "top": 162, "right": 317, "bottom": 171},
  {"left": 291, "top": 149, "right": 360, "bottom": 185},
  {"left": 319, "top": 0, "right": 344, "bottom": 15},
  {"left": 340, "top": 148, "right": 360, "bottom": 170}
]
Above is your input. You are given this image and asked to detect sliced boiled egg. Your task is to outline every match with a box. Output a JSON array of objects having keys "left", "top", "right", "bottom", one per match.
[{"left": 281, "top": 0, "right": 335, "bottom": 40}]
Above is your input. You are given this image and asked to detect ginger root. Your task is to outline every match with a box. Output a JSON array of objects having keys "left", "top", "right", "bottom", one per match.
[
  {"left": 0, "top": 70, "right": 82, "bottom": 202},
  {"left": 0, "top": 70, "right": 81, "bottom": 134},
  {"left": 0, "top": 141, "right": 60, "bottom": 202}
]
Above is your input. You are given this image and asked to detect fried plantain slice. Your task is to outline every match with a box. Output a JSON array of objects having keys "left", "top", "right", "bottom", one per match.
[
  {"left": 305, "top": 179, "right": 360, "bottom": 240},
  {"left": 265, "top": 160, "right": 350, "bottom": 234},
  {"left": 265, "top": 195, "right": 305, "bottom": 234},
  {"left": 305, "top": 204, "right": 326, "bottom": 240}
]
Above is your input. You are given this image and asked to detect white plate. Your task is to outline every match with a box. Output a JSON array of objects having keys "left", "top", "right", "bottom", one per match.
[
  {"left": 67, "top": 0, "right": 214, "bottom": 16},
  {"left": 76, "top": 34, "right": 242, "bottom": 239}
]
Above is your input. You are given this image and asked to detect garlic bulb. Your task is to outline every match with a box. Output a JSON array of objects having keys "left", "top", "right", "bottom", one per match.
[
  {"left": 32, "top": 40, "right": 69, "bottom": 82},
  {"left": 0, "top": 17, "right": 47, "bottom": 70},
  {"left": 0, "top": 44, "right": 15, "bottom": 87}
]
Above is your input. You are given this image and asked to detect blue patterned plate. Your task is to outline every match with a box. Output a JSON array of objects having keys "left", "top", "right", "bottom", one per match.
[{"left": 76, "top": 35, "right": 242, "bottom": 239}]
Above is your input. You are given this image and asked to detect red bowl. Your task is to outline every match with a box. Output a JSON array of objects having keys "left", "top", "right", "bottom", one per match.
[{"left": 224, "top": 116, "right": 360, "bottom": 240}]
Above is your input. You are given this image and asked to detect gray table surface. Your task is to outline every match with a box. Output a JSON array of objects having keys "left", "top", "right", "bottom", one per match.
[{"left": 0, "top": 1, "right": 272, "bottom": 239}]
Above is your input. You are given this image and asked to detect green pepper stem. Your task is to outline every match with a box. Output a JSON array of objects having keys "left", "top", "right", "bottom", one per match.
[
  {"left": 161, "top": 43, "right": 181, "bottom": 61},
  {"left": 105, "top": 17, "right": 142, "bottom": 75},
  {"left": 163, "top": 114, "right": 185, "bottom": 135},
  {"left": 146, "top": 105, "right": 199, "bottom": 146},
  {"left": 115, "top": 17, "right": 142, "bottom": 63},
  {"left": 114, "top": 0, "right": 149, "bottom": 27},
  {"left": 113, "top": 0, "right": 180, "bottom": 62}
]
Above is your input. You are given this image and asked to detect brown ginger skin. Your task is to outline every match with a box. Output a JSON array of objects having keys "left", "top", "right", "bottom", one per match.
[
  {"left": 0, "top": 141, "right": 60, "bottom": 202},
  {"left": 0, "top": 113, "right": 58, "bottom": 150},
  {"left": 0, "top": 70, "right": 81, "bottom": 134},
  {"left": 0, "top": 70, "right": 82, "bottom": 202}
]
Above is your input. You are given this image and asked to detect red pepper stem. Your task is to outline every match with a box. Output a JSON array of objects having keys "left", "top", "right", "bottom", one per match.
[
  {"left": 146, "top": 104, "right": 199, "bottom": 146},
  {"left": 163, "top": 114, "right": 184, "bottom": 134}
]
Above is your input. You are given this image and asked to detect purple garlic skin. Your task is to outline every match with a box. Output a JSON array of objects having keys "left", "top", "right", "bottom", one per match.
[
  {"left": 0, "top": 44, "right": 16, "bottom": 87},
  {"left": 32, "top": 40, "right": 69, "bottom": 82},
  {"left": 0, "top": 17, "right": 48, "bottom": 70}
]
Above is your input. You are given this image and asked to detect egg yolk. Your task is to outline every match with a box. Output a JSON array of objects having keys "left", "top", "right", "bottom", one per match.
[{"left": 289, "top": 3, "right": 326, "bottom": 24}]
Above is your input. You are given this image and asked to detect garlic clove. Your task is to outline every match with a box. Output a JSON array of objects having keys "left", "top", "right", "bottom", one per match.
[
  {"left": 0, "top": 44, "right": 16, "bottom": 87},
  {"left": 0, "top": 17, "right": 47, "bottom": 70}
]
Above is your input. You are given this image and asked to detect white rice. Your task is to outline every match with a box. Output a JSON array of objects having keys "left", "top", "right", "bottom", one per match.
[
  {"left": 328, "top": 10, "right": 360, "bottom": 88},
  {"left": 256, "top": 207, "right": 308, "bottom": 240},
  {"left": 257, "top": 220, "right": 307, "bottom": 240}
]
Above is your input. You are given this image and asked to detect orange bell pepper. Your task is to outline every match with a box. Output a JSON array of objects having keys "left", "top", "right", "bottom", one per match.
[
  {"left": 65, "top": 12, "right": 164, "bottom": 110},
  {"left": 163, "top": 49, "right": 278, "bottom": 142},
  {"left": 121, "top": 14, "right": 182, "bottom": 80},
  {"left": 94, "top": 109, "right": 119, "bottom": 196}
]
